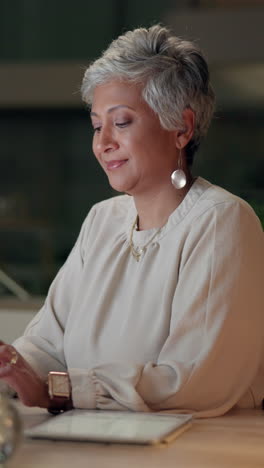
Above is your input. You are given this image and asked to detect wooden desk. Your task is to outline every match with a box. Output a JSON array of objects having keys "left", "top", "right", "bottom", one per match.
[{"left": 8, "top": 404, "right": 264, "bottom": 468}]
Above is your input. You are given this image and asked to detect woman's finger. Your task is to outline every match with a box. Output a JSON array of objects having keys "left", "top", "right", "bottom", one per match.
[{"left": 0, "top": 345, "right": 18, "bottom": 367}]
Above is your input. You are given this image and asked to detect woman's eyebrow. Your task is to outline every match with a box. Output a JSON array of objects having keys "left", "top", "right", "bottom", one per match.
[{"left": 90, "top": 104, "right": 134, "bottom": 117}]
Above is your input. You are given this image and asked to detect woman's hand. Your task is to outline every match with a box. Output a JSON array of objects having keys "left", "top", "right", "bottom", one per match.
[{"left": 0, "top": 340, "right": 50, "bottom": 408}]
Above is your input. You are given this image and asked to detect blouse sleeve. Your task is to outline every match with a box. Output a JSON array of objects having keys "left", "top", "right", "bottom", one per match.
[
  {"left": 13, "top": 207, "right": 96, "bottom": 379},
  {"left": 67, "top": 200, "right": 264, "bottom": 417}
]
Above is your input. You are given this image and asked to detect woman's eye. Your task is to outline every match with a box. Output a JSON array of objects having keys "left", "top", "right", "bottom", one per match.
[
  {"left": 93, "top": 126, "right": 101, "bottom": 133},
  {"left": 115, "top": 121, "right": 131, "bottom": 128}
]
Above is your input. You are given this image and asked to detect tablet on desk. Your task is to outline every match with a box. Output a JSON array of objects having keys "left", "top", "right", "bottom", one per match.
[{"left": 25, "top": 410, "right": 192, "bottom": 445}]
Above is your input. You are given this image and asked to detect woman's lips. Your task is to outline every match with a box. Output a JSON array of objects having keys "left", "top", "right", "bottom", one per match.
[{"left": 106, "top": 159, "right": 128, "bottom": 171}]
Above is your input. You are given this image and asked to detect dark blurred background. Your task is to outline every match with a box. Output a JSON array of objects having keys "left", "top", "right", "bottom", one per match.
[{"left": 0, "top": 0, "right": 263, "bottom": 295}]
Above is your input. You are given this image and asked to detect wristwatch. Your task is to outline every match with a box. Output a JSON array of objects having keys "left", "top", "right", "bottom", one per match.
[{"left": 47, "top": 371, "right": 72, "bottom": 414}]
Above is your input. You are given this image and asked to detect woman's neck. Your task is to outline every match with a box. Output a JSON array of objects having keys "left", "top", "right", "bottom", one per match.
[{"left": 133, "top": 176, "right": 194, "bottom": 231}]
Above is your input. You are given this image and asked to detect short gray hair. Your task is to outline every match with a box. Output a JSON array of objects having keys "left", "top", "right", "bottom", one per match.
[{"left": 81, "top": 24, "right": 215, "bottom": 164}]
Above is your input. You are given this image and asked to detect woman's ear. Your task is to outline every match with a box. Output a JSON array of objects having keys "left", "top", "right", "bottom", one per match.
[{"left": 174, "top": 108, "right": 195, "bottom": 150}]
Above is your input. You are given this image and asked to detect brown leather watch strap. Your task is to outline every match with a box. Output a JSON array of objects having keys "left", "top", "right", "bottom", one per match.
[{"left": 48, "top": 397, "right": 72, "bottom": 415}]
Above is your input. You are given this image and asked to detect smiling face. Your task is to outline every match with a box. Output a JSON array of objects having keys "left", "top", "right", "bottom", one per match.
[{"left": 90, "top": 80, "right": 179, "bottom": 196}]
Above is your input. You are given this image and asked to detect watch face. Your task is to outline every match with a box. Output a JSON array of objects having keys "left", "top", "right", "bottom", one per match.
[{"left": 49, "top": 372, "right": 70, "bottom": 398}]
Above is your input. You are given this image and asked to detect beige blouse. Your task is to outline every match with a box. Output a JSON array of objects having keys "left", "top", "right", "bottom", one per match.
[{"left": 13, "top": 177, "right": 264, "bottom": 417}]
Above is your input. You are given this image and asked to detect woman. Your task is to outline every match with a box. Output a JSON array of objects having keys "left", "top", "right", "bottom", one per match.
[{"left": 0, "top": 25, "right": 263, "bottom": 417}]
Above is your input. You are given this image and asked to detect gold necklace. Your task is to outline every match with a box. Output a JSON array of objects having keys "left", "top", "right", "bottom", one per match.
[{"left": 129, "top": 216, "right": 162, "bottom": 262}]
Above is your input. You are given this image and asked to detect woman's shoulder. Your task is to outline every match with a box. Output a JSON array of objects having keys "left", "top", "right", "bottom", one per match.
[
  {"left": 176, "top": 178, "right": 263, "bottom": 262},
  {"left": 90, "top": 194, "right": 133, "bottom": 220},
  {"left": 75, "top": 194, "right": 133, "bottom": 253},
  {"left": 93, "top": 193, "right": 132, "bottom": 211},
  {"left": 81, "top": 194, "right": 134, "bottom": 234},
  {"left": 193, "top": 177, "right": 261, "bottom": 225}
]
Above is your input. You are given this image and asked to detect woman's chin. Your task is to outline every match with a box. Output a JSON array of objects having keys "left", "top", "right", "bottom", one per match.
[
  {"left": 109, "top": 183, "right": 132, "bottom": 194},
  {"left": 107, "top": 177, "right": 135, "bottom": 194}
]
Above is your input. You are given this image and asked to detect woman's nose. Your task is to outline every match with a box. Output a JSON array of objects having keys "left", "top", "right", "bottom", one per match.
[{"left": 96, "top": 127, "right": 118, "bottom": 153}]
